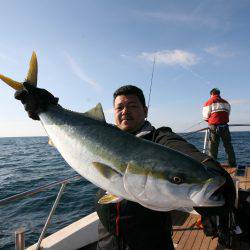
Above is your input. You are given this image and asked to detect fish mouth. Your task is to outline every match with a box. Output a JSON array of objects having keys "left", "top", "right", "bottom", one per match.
[{"left": 189, "top": 176, "right": 226, "bottom": 207}]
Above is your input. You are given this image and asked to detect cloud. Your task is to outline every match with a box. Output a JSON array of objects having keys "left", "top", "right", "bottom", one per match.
[
  {"left": 139, "top": 50, "right": 199, "bottom": 66},
  {"left": 229, "top": 99, "right": 250, "bottom": 105},
  {"left": 63, "top": 51, "right": 101, "bottom": 91},
  {"left": 204, "top": 45, "right": 235, "bottom": 58},
  {"left": 139, "top": 50, "right": 212, "bottom": 85},
  {"left": 120, "top": 54, "right": 130, "bottom": 58},
  {"left": 142, "top": 11, "right": 219, "bottom": 29}
]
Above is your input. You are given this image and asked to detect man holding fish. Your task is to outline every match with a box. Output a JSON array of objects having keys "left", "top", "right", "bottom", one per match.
[{"left": 0, "top": 53, "right": 236, "bottom": 250}]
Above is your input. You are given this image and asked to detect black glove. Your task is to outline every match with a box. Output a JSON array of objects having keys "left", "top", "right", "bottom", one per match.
[
  {"left": 14, "top": 82, "right": 59, "bottom": 120},
  {"left": 194, "top": 158, "right": 236, "bottom": 217}
]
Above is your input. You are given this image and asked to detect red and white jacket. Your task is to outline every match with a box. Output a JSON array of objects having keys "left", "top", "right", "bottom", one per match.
[{"left": 202, "top": 95, "right": 231, "bottom": 125}]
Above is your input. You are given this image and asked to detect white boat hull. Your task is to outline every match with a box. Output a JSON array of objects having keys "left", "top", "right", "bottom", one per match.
[{"left": 26, "top": 212, "right": 99, "bottom": 250}]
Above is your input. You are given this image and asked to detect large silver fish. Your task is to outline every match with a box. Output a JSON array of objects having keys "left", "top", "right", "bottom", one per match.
[{"left": 0, "top": 53, "right": 226, "bottom": 211}]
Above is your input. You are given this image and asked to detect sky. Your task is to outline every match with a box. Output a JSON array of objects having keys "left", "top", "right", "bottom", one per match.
[{"left": 0, "top": 0, "right": 250, "bottom": 137}]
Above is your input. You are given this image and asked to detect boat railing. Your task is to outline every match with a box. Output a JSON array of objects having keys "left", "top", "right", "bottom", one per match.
[
  {"left": 202, "top": 128, "right": 210, "bottom": 153},
  {"left": 0, "top": 174, "right": 82, "bottom": 250},
  {"left": 183, "top": 123, "right": 250, "bottom": 154}
]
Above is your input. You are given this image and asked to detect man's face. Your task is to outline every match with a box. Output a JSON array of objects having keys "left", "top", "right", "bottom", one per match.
[{"left": 114, "top": 94, "right": 148, "bottom": 133}]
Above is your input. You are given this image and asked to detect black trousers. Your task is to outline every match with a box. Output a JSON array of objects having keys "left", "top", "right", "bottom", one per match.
[
  {"left": 208, "top": 124, "right": 236, "bottom": 167},
  {"left": 96, "top": 221, "right": 174, "bottom": 250}
]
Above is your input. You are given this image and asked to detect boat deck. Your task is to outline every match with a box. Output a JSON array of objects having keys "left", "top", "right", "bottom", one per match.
[
  {"left": 172, "top": 166, "right": 250, "bottom": 250},
  {"left": 172, "top": 211, "right": 250, "bottom": 250}
]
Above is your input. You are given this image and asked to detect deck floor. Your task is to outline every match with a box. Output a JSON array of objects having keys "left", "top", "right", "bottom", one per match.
[{"left": 171, "top": 166, "right": 250, "bottom": 250}]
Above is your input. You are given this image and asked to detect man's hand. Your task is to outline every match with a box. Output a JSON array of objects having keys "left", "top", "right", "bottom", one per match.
[{"left": 14, "top": 82, "right": 59, "bottom": 120}]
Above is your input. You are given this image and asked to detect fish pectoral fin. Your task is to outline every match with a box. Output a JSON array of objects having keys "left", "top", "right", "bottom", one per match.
[
  {"left": 98, "top": 194, "right": 123, "bottom": 204},
  {"left": 0, "top": 74, "right": 23, "bottom": 90},
  {"left": 84, "top": 103, "right": 106, "bottom": 122},
  {"left": 48, "top": 138, "right": 56, "bottom": 147},
  {"left": 92, "top": 162, "right": 121, "bottom": 179}
]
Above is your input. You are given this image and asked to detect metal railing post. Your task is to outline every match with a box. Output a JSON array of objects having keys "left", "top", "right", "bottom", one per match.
[
  {"left": 36, "top": 183, "right": 66, "bottom": 250},
  {"left": 202, "top": 128, "right": 210, "bottom": 154},
  {"left": 15, "top": 227, "right": 25, "bottom": 250},
  {"left": 234, "top": 180, "right": 239, "bottom": 209}
]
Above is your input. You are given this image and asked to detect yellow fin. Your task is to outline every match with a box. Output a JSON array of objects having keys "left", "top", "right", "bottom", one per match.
[
  {"left": 98, "top": 194, "right": 122, "bottom": 204},
  {"left": 92, "top": 162, "right": 121, "bottom": 178},
  {"left": 0, "top": 52, "right": 38, "bottom": 90},
  {"left": 25, "top": 52, "right": 38, "bottom": 86},
  {"left": 48, "top": 138, "right": 55, "bottom": 147},
  {"left": 84, "top": 103, "right": 106, "bottom": 122},
  {"left": 0, "top": 74, "right": 23, "bottom": 90}
]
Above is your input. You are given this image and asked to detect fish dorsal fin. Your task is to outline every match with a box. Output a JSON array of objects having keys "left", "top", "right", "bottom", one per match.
[
  {"left": 84, "top": 103, "right": 106, "bottom": 122},
  {"left": 25, "top": 51, "right": 38, "bottom": 86}
]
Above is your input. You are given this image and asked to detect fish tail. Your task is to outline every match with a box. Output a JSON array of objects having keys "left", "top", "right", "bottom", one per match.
[
  {"left": 0, "top": 74, "right": 23, "bottom": 90},
  {"left": 0, "top": 51, "right": 38, "bottom": 90}
]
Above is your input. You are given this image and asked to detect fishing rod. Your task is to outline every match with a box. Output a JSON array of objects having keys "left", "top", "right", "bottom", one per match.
[
  {"left": 147, "top": 56, "right": 156, "bottom": 116},
  {"left": 182, "top": 120, "right": 205, "bottom": 133},
  {"left": 183, "top": 123, "right": 250, "bottom": 137},
  {"left": 182, "top": 127, "right": 209, "bottom": 137}
]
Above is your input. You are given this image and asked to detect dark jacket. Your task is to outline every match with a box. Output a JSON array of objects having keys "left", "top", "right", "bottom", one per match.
[{"left": 96, "top": 125, "right": 235, "bottom": 250}]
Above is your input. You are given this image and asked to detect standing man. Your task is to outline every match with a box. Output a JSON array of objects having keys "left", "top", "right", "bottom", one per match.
[{"left": 202, "top": 88, "right": 236, "bottom": 167}]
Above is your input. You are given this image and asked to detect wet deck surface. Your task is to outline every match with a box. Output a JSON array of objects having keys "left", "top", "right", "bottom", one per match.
[{"left": 172, "top": 166, "right": 250, "bottom": 250}]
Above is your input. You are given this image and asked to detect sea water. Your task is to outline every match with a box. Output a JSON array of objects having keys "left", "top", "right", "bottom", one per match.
[{"left": 0, "top": 132, "right": 249, "bottom": 249}]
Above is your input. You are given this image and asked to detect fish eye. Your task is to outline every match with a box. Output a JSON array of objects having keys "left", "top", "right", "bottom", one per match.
[{"left": 170, "top": 176, "right": 183, "bottom": 184}]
